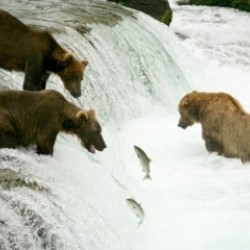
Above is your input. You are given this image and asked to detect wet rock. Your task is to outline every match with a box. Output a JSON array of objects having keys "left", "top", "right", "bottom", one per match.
[
  {"left": 107, "top": 0, "right": 173, "bottom": 25},
  {"left": 0, "top": 168, "right": 49, "bottom": 192}
]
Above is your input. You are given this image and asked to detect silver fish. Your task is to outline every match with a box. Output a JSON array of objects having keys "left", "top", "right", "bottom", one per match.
[
  {"left": 126, "top": 198, "right": 144, "bottom": 227},
  {"left": 134, "top": 145, "right": 152, "bottom": 180}
]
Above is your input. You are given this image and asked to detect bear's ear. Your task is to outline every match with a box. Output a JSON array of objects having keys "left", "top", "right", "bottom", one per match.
[
  {"left": 76, "top": 109, "right": 96, "bottom": 123},
  {"left": 82, "top": 60, "right": 89, "bottom": 67},
  {"left": 59, "top": 52, "right": 73, "bottom": 67},
  {"left": 180, "top": 98, "right": 190, "bottom": 109},
  {"left": 76, "top": 110, "right": 89, "bottom": 122}
]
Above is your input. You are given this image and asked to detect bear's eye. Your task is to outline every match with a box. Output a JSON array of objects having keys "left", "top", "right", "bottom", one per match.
[
  {"left": 73, "top": 74, "right": 83, "bottom": 82},
  {"left": 91, "top": 130, "right": 100, "bottom": 136},
  {"left": 92, "top": 128, "right": 103, "bottom": 137}
]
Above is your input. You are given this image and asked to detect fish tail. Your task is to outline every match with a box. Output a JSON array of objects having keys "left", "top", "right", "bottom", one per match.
[
  {"left": 137, "top": 221, "right": 142, "bottom": 228},
  {"left": 143, "top": 174, "right": 152, "bottom": 181}
]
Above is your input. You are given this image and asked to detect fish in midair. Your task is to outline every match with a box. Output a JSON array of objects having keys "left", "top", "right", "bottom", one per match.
[
  {"left": 134, "top": 145, "right": 152, "bottom": 180},
  {"left": 126, "top": 198, "right": 144, "bottom": 227}
]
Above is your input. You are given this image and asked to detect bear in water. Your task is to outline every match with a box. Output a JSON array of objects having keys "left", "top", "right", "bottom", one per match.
[{"left": 178, "top": 91, "right": 250, "bottom": 162}]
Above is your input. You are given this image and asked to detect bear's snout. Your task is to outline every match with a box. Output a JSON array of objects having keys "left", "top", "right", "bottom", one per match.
[
  {"left": 98, "top": 142, "right": 107, "bottom": 151},
  {"left": 95, "top": 137, "right": 107, "bottom": 152},
  {"left": 178, "top": 118, "right": 189, "bottom": 129},
  {"left": 71, "top": 90, "right": 81, "bottom": 98}
]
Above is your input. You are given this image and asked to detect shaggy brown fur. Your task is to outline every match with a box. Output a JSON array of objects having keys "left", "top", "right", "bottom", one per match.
[
  {"left": 178, "top": 91, "right": 250, "bottom": 162},
  {"left": 0, "top": 89, "right": 106, "bottom": 155},
  {"left": 0, "top": 9, "right": 88, "bottom": 98}
]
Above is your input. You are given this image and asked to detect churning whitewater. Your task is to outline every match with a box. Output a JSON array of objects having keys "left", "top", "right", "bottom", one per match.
[{"left": 1, "top": 0, "right": 250, "bottom": 250}]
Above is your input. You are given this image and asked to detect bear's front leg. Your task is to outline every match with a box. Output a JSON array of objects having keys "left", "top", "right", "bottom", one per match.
[
  {"left": 0, "top": 129, "right": 17, "bottom": 149},
  {"left": 23, "top": 53, "right": 44, "bottom": 91},
  {"left": 37, "top": 144, "right": 54, "bottom": 155},
  {"left": 204, "top": 136, "right": 223, "bottom": 155},
  {"left": 40, "top": 72, "right": 50, "bottom": 90},
  {"left": 36, "top": 130, "right": 58, "bottom": 155}
]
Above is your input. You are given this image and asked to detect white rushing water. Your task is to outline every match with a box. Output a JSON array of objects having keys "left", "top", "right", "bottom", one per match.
[{"left": 0, "top": 0, "right": 250, "bottom": 249}]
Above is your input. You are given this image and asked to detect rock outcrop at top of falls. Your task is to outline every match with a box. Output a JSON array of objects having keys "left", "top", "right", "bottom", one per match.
[{"left": 107, "top": 0, "right": 173, "bottom": 25}]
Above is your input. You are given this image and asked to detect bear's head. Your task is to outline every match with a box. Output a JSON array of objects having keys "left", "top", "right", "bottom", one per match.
[
  {"left": 57, "top": 53, "right": 88, "bottom": 98},
  {"left": 178, "top": 91, "right": 200, "bottom": 129},
  {"left": 74, "top": 109, "right": 106, "bottom": 153}
]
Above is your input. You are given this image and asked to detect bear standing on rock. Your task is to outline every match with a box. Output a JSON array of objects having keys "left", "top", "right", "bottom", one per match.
[
  {"left": 178, "top": 91, "right": 250, "bottom": 162},
  {"left": 0, "top": 9, "right": 88, "bottom": 98},
  {"left": 0, "top": 89, "right": 106, "bottom": 155}
]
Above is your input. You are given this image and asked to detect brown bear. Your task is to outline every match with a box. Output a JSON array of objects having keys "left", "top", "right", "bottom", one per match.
[
  {"left": 0, "top": 9, "right": 88, "bottom": 98},
  {"left": 178, "top": 91, "right": 250, "bottom": 162},
  {"left": 0, "top": 89, "right": 106, "bottom": 155}
]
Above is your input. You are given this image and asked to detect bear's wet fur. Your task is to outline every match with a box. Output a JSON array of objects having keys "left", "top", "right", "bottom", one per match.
[
  {"left": 0, "top": 89, "right": 106, "bottom": 155},
  {"left": 0, "top": 9, "right": 88, "bottom": 98},
  {"left": 178, "top": 91, "right": 250, "bottom": 162}
]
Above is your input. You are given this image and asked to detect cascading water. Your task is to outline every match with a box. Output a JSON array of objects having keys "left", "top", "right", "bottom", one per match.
[
  {"left": 0, "top": 0, "right": 208, "bottom": 249},
  {"left": 0, "top": 0, "right": 200, "bottom": 124}
]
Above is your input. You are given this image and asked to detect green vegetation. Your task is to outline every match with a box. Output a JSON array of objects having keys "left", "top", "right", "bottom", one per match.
[
  {"left": 181, "top": 0, "right": 250, "bottom": 12},
  {"left": 111, "top": 0, "right": 131, "bottom": 4},
  {"left": 231, "top": 0, "right": 250, "bottom": 11},
  {"left": 161, "top": 9, "right": 172, "bottom": 25}
]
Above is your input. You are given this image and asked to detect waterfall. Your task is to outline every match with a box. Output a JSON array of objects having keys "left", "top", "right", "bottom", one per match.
[
  {"left": 0, "top": 0, "right": 203, "bottom": 124},
  {"left": 0, "top": 1, "right": 208, "bottom": 249}
]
